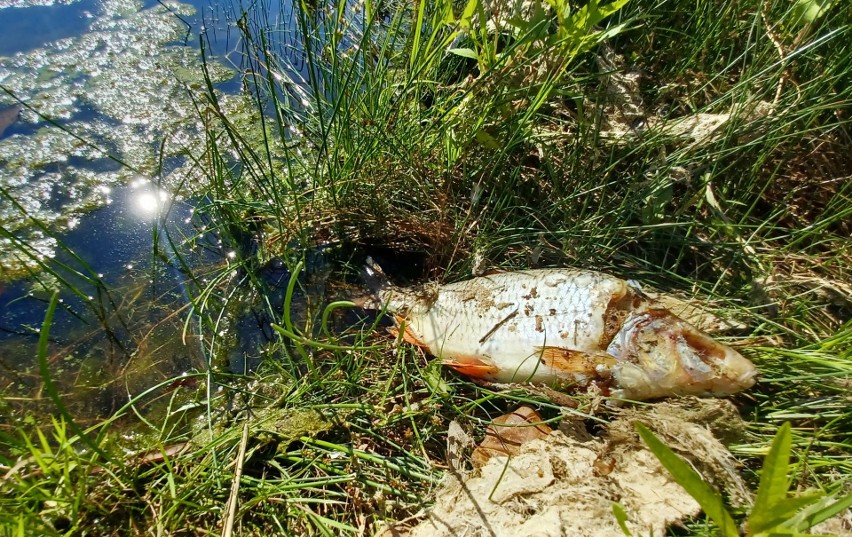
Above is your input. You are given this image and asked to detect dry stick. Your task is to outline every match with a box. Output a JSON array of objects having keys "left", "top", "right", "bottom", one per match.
[
  {"left": 222, "top": 421, "right": 250, "bottom": 537},
  {"left": 761, "top": 0, "right": 803, "bottom": 113},
  {"left": 762, "top": 0, "right": 788, "bottom": 112},
  {"left": 473, "top": 380, "right": 580, "bottom": 408}
]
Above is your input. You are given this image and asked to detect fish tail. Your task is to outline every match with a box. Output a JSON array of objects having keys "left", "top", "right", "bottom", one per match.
[
  {"left": 362, "top": 257, "right": 388, "bottom": 290},
  {"left": 352, "top": 257, "right": 392, "bottom": 310}
]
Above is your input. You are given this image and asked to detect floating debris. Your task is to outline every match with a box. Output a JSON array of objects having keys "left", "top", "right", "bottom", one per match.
[
  {"left": 0, "top": 103, "right": 21, "bottom": 136},
  {"left": 470, "top": 406, "right": 553, "bottom": 467}
]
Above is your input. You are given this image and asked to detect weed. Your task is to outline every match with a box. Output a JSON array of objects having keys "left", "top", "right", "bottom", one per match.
[{"left": 636, "top": 422, "right": 852, "bottom": 536}]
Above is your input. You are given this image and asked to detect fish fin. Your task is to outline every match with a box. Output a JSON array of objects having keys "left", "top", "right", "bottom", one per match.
[
  {"left": 393, "top": 315, "right": 430, "bottom": 348},
  {"left": 535, "top": 346, "right": 616, "bottom": 375},
  {"left": 356, "top": 257, "right": 391, "bottom": 310},
  {"left": 361, "top": 257, "right": 388, "bottom": 291},
  {"left": 443, "top": 355, "right": 499, "bottom": 379}
]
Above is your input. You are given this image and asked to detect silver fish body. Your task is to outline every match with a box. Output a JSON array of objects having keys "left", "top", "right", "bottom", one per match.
[{"left": 373, "top": 268, "right": 757, "bottom": 400}]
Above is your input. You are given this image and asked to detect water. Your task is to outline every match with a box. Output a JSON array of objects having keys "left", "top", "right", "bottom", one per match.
[
  {"left": 0, "top": 0, "right": 311, "bottom": 427},
  {"left": 0, "top": 180, "right": 208, "bottom": 423},
  {"left": 0, "top": 0, "right": 98, "bottom": 57}
]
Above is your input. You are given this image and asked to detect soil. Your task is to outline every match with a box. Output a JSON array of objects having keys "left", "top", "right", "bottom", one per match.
[{"left": 386, "top": 398, "right": 752, "bottom": 537}]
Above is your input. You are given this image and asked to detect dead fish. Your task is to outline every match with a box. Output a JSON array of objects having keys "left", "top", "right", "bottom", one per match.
[
  {"left": 362, "top": 264, "right": 758, "bottom": 401},
  {"left": 0, "top": 103, "right": 22, "bottom": 137}
]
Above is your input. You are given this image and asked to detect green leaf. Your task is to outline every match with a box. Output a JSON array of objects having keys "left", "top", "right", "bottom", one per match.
[
  {"left": 596, "top": 21, "right": 630, "bottom": 42},
  {"left": 752, "top": 493, "right": 825, "bottom": 534},
  {"left": 409, "top": 0, "right": 427, "bottom": 71},
  {"left": 474, "top": 129, "right": 502, "bottom": 149},
  {"left": 636, "top": 423, "right": 739, "bottom": 537},
  {"left": 790, "top": 0, "right": 836, "bottom": 26},
  {"left": 749, "top": 422, "right": 793, "bottom": 533},
  {"left": 598, "top": 0, "right": 630, "bottom": 18},
  {"left": 545, "top": 0, "right": 570, "bottom": 23},
  {"left": 459, "top": 0, "right": 478, "bottom": 29},
  {"left": 447, "top": 48, "right": 479, "bottom": 60},
  {"left": 506, "top": 2, "right": 548, "bottom": 35},
  {"left": 611, "top": 503, "right": 633, "bottom": 536},
  {"left": 781, "top": 492, "right": 852, "bottom": 533},
  {"left": 423, "top": 359, "right": 452, "bottom": 397},
  {"left": 441, "top": 1, "right": 455, "bottom": 24}
]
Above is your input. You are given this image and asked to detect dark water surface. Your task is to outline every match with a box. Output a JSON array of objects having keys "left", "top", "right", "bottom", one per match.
[
  {"left": 0, "top": 0, "right": 98, "bottom": 57},
  {"left": 0, "top": 182, "right": 208, "bottom": 423}
]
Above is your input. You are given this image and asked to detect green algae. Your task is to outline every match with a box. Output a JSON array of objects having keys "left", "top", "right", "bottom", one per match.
[
  {"left": 0, "top": 0, "right": 80, "bottom": 9},
  {"left": 0, "top": 0, "right": 236, "bottom": 280}
]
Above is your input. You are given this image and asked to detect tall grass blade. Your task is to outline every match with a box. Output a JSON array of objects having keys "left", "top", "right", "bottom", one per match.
[
  {"left": 781, "top": 492, "right": 852, "bottom": 533},
  {"left": 746, "top": 422, "right": 829, "bottom": 534},
  {"left": 749, "top": 422, "right": 794, "bottom": 532},
  {"left": 635, "top": 423, "right": 738, "bottom": 537},
  {"left": 36, "top": 292, "right": 111, "bottom": 461},
  {"left": 611, "top": 502, "right": 633, "bottom": 536}
]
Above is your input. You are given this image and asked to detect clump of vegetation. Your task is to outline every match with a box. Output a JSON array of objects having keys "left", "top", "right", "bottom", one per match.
[
  {"left": 1, "top": 0, "right": 849, "bottom": 534},
  {"left": 636, "top": 422, "right": 852, "bottom": 537}
]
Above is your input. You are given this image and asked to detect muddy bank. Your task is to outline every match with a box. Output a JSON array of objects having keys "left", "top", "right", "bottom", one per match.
[{"left": 389, "top": 398, "right": 751, "bottom": 537}]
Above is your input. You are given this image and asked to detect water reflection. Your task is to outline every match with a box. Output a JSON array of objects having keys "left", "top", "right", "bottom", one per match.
[
  {"left": 0, "top": 183, "right": 208, "bottom": 426},
  {"left": 0, "top": 0, "right": 312, "bottom": 432},
  {"left": 0, "top": 0, "right": 236, "bottom": 279},
  {"left": 128, "top": 177, "right": 171, "bottom": 221}
]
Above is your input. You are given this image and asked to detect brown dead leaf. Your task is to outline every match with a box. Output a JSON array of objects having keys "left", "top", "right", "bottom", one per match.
[{"left": 471, "top": 406, "right": 553, "bottom": 467}]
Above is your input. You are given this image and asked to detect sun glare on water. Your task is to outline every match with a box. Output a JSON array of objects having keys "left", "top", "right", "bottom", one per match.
[{"left": 129, "top": 177, "right": 170, "bottom": 220}]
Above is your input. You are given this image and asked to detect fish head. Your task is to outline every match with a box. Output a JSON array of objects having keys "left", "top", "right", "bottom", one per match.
[{"left": 607, "top": 309, "right": 758, "bottom": 400}]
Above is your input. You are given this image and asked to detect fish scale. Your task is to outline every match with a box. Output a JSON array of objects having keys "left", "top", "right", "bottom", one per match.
[
  {"left": 383, "top": 270, "right": 627, "bottom": 385},
  {"left": 371, "top": 266, "right": 758, "bottom": 400}
]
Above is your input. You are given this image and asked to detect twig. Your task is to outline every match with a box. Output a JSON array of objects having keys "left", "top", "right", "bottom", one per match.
[
  {"left": 761, "top": 0, "right": 788, "bottom": 112},
  {"left": 474, "top": 379, "right": 580, "bottom": 408},
  {"left": 761, "top": 0, "right": 804, "bottom": 113},
  {"left": 221, "top": 421, "right": 250, "bottom": 537}
]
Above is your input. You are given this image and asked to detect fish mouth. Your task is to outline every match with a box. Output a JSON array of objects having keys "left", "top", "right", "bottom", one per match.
[
  {"left": 732, "top": 362, "right": 759, "bottom": 387},
  {"left": 679, "top": 325, "right": 758, "bottom": 391}
]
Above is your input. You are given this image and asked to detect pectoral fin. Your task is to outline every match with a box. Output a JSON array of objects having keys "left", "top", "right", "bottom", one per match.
[
  {"left": 535, "top": 346, "right": 616, "bottom": 376},
  {"left": 443, "top": 354, "right": 499, "bottom": 379},
  {"left": 390, "top": 315, "right": 430, "bottom": 348}
]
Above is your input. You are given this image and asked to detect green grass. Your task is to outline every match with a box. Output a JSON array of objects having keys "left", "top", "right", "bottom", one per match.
[
  {"left": 1, "top": 0, "right": 850, "bottom": 534},
  {"left": 638, "top": 421, "right": 852, "bottom": 537}
]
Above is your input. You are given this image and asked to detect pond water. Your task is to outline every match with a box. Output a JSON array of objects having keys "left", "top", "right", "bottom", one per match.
[
  {"left": 0, "top": 181, "right": 206, "bottom": 422},
  {"left": 0, "top": 0, "right": 312, "bottom": 428}
]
